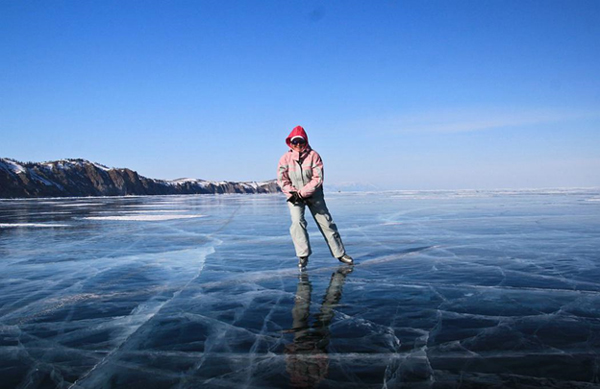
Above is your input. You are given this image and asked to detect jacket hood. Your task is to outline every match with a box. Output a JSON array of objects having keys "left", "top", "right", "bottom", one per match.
[{"left": 285, "top": 126, "right": 309, "bottom": 148}]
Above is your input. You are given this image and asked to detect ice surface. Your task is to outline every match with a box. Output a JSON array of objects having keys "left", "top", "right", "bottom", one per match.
[
  {"left": 1, "top": 190, "right": 600, "bottom": 388},
  {"left": 83, "top": 215, "right": 205, "bottom": 221}
]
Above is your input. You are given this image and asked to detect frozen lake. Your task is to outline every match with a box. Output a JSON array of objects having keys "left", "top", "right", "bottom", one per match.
[{"left": 1, "top": 190, "right": 600, "bottom": 388}]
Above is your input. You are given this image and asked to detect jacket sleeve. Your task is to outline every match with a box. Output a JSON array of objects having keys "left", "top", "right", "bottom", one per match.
[
  {"left": 298, "top": 152, "right": 324, "bottom": 198},
  {"left": 277, "top": 155, "right": 295, "bottom": 198}
]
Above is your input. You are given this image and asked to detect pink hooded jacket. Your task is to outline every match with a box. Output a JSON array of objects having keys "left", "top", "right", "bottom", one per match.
[{"left": 277, "top": 126, "right": 324, "bottom": 199}]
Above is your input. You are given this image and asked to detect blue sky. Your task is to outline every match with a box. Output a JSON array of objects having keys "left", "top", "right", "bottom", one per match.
[{"left": 1, "top": 0, "right": 599, "bottom": 190}]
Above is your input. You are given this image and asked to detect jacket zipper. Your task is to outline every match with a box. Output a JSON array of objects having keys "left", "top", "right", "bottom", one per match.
[
  {"left": 296, "top": 160, "right": 304, "bottom": 186},
  {"left": 297, "top": 153, "right": 306, "bottom": 186}
]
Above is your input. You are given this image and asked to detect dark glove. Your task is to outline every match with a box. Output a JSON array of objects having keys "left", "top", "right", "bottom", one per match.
[{"left": 287, "top": 191, "right": 304, "bottom": 205}]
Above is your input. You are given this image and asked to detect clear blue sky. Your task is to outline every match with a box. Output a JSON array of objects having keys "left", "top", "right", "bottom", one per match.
[{"left": 1, "top": 0, "right": 599, "bottom": 190}]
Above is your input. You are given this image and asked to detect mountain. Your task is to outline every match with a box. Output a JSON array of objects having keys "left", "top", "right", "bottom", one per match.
[{"left": 0, "top": 158, "right": 280, "bottom": 198}]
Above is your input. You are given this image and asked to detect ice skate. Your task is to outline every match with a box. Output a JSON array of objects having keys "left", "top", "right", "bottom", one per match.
[
  {"left": 337, "top": 254, "right": 354, "bottom": 265},
  {"left": 298, "top": 256, "right": 309, "bottom": 269}
]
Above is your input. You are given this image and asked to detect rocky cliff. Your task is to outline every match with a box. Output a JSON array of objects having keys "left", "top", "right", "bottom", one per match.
[{"left": 0, "top": 158, "right": 280, "bottom": 198}]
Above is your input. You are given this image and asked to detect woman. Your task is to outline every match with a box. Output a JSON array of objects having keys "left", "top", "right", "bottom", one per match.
[{"left": 277, "top": 125, "right": 353, "bottom": 269}]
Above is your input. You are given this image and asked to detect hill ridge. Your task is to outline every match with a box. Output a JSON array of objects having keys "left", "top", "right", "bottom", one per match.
[{"left": 0, "top": 158, "right": 280, "bottom": 198}]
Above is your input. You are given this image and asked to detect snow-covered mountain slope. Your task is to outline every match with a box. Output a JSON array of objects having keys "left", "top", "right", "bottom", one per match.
[{"left": 0, "top": 158, "right": 280, "bottom": 198}]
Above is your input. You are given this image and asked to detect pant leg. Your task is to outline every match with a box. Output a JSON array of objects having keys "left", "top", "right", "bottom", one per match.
[
  {"left": 288, "top": 201, "right": 312, "bottom": 257},
  {"left": 306, "top": 195, "right": 346, "bottom": 258}
]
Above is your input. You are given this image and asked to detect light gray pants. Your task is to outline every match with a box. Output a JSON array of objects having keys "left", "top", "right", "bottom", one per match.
[{"left": 287, "top": 194, "right": 346, "bottom": 258}]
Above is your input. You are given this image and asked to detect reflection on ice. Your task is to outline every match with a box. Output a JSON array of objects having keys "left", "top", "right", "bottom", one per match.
[
  {"left": 285, "top": 268, "right": 353, "bottom": 388},
  {"left": 1, "top": 190, "right": 600, "bottom": 388}
]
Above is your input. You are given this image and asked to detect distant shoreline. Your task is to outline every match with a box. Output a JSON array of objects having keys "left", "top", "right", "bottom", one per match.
[{"left": 0, "top": 157, "right": 280, "bottom": 199}]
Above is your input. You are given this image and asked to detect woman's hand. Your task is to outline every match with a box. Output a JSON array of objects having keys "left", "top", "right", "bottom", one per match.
[{"left": 287, "top": 191, "right": 305, "bottom": 205}]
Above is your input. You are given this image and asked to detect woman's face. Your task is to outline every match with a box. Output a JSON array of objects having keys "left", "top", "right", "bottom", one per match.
[{"left": 291, "top": 139, "right": 307, "bottom": 152}]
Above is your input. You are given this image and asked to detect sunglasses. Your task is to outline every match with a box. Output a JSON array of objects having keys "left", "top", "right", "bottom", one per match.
[{"left": 291, "top": 138, "right": 306, "bottom": 145}]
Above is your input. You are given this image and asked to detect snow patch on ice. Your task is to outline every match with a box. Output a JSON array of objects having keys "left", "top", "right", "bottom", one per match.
[
  {"left": 128, "top": 210, "right": 186, "bottom": 214},
  {"left": 84, "top": 214, "right": 205, "bottom": 221},
  {"left": 121, "top": 203, "right": 191, "bottom": 208},
  {"left": 57, "top": 203, "right": 104, "bottom": 207},
  {"left": 0, "top": 223, "right": 70, "bottom": 228}
]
